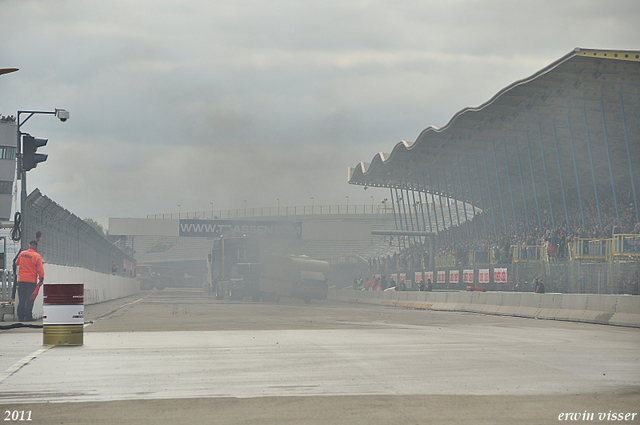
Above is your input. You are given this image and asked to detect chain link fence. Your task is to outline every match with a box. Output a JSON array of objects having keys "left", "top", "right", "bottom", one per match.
[
  {"left": 23, "top": 189, "right": 134, "bottom": 275},
  {"left": 505, "top": 261, "right": 639, "bottom": 294}
]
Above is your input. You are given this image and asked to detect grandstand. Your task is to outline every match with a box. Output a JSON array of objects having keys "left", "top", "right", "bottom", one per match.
[
  {"left": 349, "top": 48, "right": 639, "bottom": 239},
  {"left": 348, "top": 48, "right": 640, "bottom": 294}
]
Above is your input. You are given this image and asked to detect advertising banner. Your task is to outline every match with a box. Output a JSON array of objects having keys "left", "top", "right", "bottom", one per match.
[
  {"left": 399, "top": 273, "right": 406, "bottom": 283},
  {"left": 463, "top": 269, "right": 474, "bottom": 284},
  {"left": 179, "top": 219, "right": 302, "bottom": 239},
  {"left": 437, "top": 270, "right": 446, "bottom": 284},
  {"left": 425, "top": 271, "right": 434, "bottom": 284},
  {"left": 414, "top": 271, "right": 423, "bottom": 283},
  {"left": 494, "top": 267, "right": 508, "bottom": 283},
  {"left": 449, "top": 269, "right": 459, "bottom": 284},
  {"left": 479, "top": 269, "right": 490, "bottom": 284}
]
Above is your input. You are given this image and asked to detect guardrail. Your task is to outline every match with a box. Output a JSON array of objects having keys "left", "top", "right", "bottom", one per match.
[
  {"left": 513, "top": 245, "right": 546, "bottom": 263},
  {"left": 613, "top": 234, "right": 640, "bottom": 260},
  {"left": 569, "top": 239, "right": 611, "bottom": 262}
]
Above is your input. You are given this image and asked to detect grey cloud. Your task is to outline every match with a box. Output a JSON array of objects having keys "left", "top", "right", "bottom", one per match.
[{"left": 1, "top": 0, "right": 637, "bottom": 226}]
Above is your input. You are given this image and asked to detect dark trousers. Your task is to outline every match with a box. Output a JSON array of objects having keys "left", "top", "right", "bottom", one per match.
[{"left": 17, "top": 281, "right": 37, "bottom": 321}]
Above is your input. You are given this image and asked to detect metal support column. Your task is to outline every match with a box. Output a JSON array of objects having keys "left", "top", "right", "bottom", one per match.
[
  {"left": 503, "top": 140, "right": 519, "bottom": 238},
  {"left": 415, "top": 181, "right": 429, "bottom": 237},
  {"left": 440, "top": 169, "right": 455, "bottom": 242},
  {"left": 491, "top": 139, "right": 508, "bottom": 235},
  {"left": 567, "top": 115, "right": 586, "bottom": 231},
  {"left": 552, "top": 120, "right": 571, "bottom": 235},
  {"left": 584, "top": 108, "right": 603, "bottom": 230},
  {"left": 390, "top": 186, "right": 400, "bottom": 231},
  {"left": 404, "top": 187, "right": 415, "bottom": 246},
  {"left": 465, "top": 156, "right": 481, "bottom": 239},
  {"left": 526, "top": 131, "right": 543, "bottom": 234},
  {"left": 482, "top": 150, "right": 498, "bottom": 235},
  {"left": 428, "top": 173, "right": 440, "bottom": 235},
  {"left": 474, "top": 155, "right": 489, "bottom": 238},
  {"left": 435, "top": 172, "right": 448, "bottom": 239},
  {"left": 421, "top": 176, "right": 434, "bottom": 233},
  {"left": 456, "top": 157, "right": 471, "bottom": 238},
  {"left": 449, "top": 163, "right": 462, "bottom": 229},
  {"left": 538, "top": 122, "right": 555, "bottom": 230},
  {"left": 600, "top": 99, "right": 620, "bottom": 223},
  {"left": 410, "top": 186, "right": 423, "bottom": 245},
  {"left": 514, "top": 138, "right": 530, "bottom": 235},
  {"left": 399, "top": 186, "right": 411, "bottom": 235}
]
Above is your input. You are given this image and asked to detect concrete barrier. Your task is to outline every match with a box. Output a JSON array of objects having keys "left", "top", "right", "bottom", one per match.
[
  {"left": 611, "top": 295, "right": 640, "bottom": 327},
  {"left": 582, "top": 294, "right": 619, "bottom": 325},
  {"left": 496, "top": 292, "right": 521, "bottom": 316},
  {"left": 514, "top": 293, "right": 541, "bottom": 318},
  {"left": 556, "top": 294, "right": 588, "bottom": 322},
  {"left": 536, "top": 292, "right": 563, "bottom": 320},
  {"left": 483, "top": 292, "right": 504, "bottom": 315},
  {"left": 430, "top": 291, "right": 451, "bottom": 310},
  {"left": 328, "top": 289, "right": 640, "bottom": 328},
  {"left": 18, "top": 264, "right": 139, "bottom": 320}
]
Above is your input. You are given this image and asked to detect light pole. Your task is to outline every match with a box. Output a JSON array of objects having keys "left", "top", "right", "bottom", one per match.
[
  {"left": 277, "top": 198, "right": 280, "bottom": 215},
  {"left": 17, "top": 108, "right": 69, "bottom": 250},
  {"left": 345, "top": 196, "right": 349, "bottom": 214},
  {"left": 210, "top": 202, "right": 214, "bottom": 219}
]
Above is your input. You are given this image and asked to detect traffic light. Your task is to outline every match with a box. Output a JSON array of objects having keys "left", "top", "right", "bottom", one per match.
[{"left": 22, "top": 134, "right": 48, "bottom": 171}]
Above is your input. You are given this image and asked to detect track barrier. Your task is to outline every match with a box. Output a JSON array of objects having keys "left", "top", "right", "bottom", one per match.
[{"left": 331, "top": 288, "right": 640, "bottom": 328}]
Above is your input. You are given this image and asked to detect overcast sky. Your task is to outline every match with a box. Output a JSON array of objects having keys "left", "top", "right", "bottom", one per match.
[{"left": 1, "top": 0, "right": 637, "bottom": 228}]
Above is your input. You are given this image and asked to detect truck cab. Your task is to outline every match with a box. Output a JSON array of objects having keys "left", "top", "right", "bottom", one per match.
[{"left": 205, "top": 237, "right": 261, "bottom": 301}]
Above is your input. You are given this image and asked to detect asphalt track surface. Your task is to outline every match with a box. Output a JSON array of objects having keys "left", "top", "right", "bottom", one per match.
[{"left": 0, "top": 288, "right": 638, "bottom": 424}]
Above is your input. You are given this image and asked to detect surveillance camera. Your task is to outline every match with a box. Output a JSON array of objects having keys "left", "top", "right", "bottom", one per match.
[{"left": 55, "top": 109, "right": 69, "bottom": 122}]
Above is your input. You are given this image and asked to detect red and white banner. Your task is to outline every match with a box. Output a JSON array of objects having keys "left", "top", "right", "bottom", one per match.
[
  {"left": 479, "top": 269, "right": 490, "bottom": 284},
  {"left": 399, "top": 273, "right": 406, "bottom": 283},
  {"left": 494, "top": 268, "right": 508, "bottom": 283},
  {"left": 425, "top": 271, "right": 434, "bottom": 284},
  {"left": 463, "top": 269, "right": 474, "bottom": 284},
  {"left": 391, "top": 273, "right": 398, "bottom": 284},
  {"left": 437, "top": 270, "right": 446, "bottom": 284},
  {"left": 414, "top": 271, "right": 423, "bottom": 283},
  {"left": 449, "top": 269, "right": 459, "bottom": 284}
]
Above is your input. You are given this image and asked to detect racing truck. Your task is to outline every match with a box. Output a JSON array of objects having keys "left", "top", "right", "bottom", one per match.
[{"left": 204, "top": 237, "right": 329, "bottom": 303}]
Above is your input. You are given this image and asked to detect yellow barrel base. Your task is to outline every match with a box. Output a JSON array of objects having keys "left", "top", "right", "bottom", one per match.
[{"left": 43, "top": 324, "right": 84, "bottom": 346}]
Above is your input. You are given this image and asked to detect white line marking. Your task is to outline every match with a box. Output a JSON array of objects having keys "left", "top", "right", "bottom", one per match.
[{"left": 0, "top": 346, "right": 53, "bottom": 384}]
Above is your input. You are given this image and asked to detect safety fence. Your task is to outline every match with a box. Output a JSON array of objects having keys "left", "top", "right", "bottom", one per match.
[{"left": 23, "top": 189, "right": 135, "bottom": 275}]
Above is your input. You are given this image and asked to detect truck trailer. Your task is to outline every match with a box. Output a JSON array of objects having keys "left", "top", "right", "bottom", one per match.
[{"left": 204, "top": 237, "right": 329, "bottom": 303}]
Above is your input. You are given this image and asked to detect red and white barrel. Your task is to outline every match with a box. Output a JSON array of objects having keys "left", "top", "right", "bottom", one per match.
[{"left": 42, "top": 283, "right": 84, "bottom": 345}]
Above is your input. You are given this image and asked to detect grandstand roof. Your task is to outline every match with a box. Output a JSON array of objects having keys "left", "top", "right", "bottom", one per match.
[{"left": 348, "top": 48, "right": 640, "bottom": 216}]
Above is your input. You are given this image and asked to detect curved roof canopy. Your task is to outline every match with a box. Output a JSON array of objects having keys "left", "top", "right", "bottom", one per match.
[{"left": 348, "top": 48, "right": 640, "bottom": 220}]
